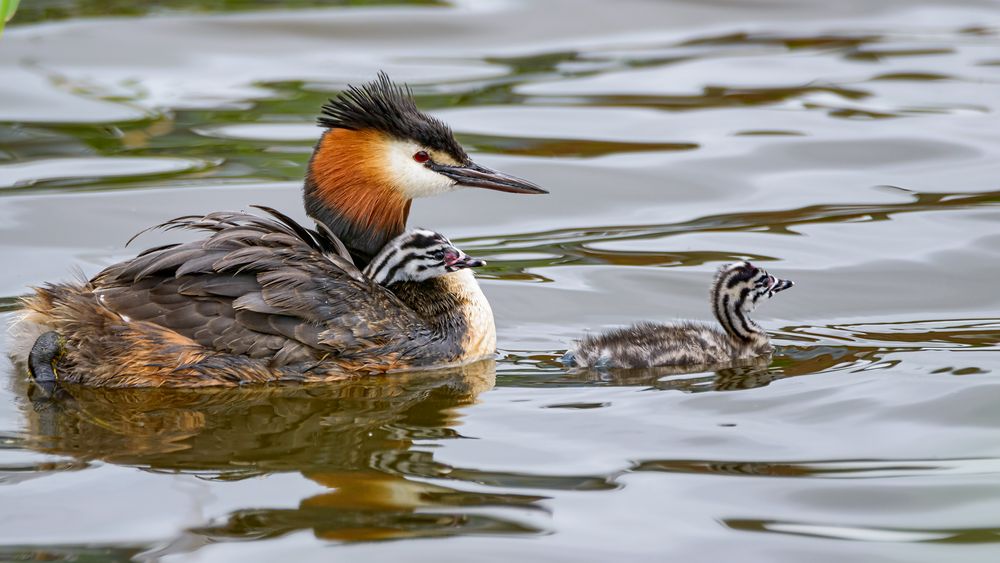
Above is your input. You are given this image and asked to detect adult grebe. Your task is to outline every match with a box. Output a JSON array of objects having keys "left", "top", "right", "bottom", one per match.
[
  {"left": 14, "top": 73, "right": 546, "bottom": 387},
  {"left": 25, "top": 210, "right": 493, "bottom": 387}
]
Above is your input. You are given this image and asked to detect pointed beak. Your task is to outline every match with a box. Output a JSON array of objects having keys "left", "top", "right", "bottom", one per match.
[
  {"left": 769, "top": 276, "right": 794, "bottom": 294},
  {"left": 459, "top": 256, "right": 487, "bottom": 268},
  {"left": 429, "top": 160, "right": 548, "bottom": 194},
  {"left": 445, "top": 249, "right": 487, "bottom": 269}
]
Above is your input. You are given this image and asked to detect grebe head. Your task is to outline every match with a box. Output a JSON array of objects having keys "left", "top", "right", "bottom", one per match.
[
  {"left": 305, "top": 72, "right": 545, "bottom": 265},
  {"left": 710, "top": 261, "right": 793, "bottom": 341},
  {"left": 363, "top": 229, "right": 485, "bottom": 287}
]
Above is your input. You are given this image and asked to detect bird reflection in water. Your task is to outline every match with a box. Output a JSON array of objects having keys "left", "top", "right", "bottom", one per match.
[
  {"left": 550, "top": 354, "right": 776, "bottom": 392},
  {"left": 17, "top": 359, "right": 549, "bottom": 543},
  {"left": 545, "top": 340, "right": 892, "bottom": 393}
]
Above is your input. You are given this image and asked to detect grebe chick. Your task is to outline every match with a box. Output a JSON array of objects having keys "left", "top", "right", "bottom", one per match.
[
  {"left": 363, "top": 228, "right": 485, "bottom": 285},
  {"left": 19, "top": 210, "right": 492, "bottom": 388},
  {"left": 565, "top": 261, "right": 793, "bottom": 369}
]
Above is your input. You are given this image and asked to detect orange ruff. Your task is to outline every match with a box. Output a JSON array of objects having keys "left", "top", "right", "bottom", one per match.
[{"left": 310, "top": 129, "right": 410, "bottom": 239}]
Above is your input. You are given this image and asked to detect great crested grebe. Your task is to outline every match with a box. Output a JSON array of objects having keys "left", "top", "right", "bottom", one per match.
[
  {"left": 564, "top": 262, "right": 794, "bottom": 369},
  {"left": 24, "top": 209, "right": 492, "bottom": 388},
  {"left": 13, "top": 73, "right": 545, "bottom": 387},
  {"left": 305, "top": 72, "right": 545, "bottom": 265}
]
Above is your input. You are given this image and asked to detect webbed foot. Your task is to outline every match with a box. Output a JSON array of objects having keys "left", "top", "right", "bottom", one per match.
[{"left": 28, "top": 331, "right": 65, "bottom": 397}]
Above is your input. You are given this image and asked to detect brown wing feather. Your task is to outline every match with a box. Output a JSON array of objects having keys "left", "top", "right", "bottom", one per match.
[{"left": 92, "top": 209, "right": 430, "bottom": 367}]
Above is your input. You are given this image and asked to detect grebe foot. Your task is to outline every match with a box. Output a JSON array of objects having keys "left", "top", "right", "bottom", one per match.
[{"left": 28, "top": 331, "right": 65, "bottom": 396}]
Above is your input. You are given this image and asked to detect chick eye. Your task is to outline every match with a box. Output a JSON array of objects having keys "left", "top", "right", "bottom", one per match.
[
  {"left": 431, "top": 249, "right": 445, "bottom": 260},
  {"left": 413, "top": 151, "right": 430, "bottom": 163}
]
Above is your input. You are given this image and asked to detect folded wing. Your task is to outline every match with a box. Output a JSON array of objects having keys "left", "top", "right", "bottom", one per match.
[{"left": 93, "top": 207, "right": 431, "bottom": 368}]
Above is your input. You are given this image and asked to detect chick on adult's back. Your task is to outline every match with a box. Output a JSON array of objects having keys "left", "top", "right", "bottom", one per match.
[
  {"left": 565, "top": 262, "right": 793, "bottom": 369},
  {"left": 11, "top": 73, "right": 547, "bottom": 387},
  {"left": 18, "top": 210, "right": 492, "bottom": 388}
]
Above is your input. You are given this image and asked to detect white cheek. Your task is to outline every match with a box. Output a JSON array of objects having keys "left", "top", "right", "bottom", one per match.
[{"left": 385, "top": 140, "right": 458, "bottom": 199}]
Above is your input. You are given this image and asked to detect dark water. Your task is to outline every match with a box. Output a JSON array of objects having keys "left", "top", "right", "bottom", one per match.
[{"left": 2, "top": 0, "right": 1000, "bottom": 560}]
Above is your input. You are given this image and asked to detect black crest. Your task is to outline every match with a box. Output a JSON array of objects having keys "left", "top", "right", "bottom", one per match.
[{"left": 318, "top": 72, "right": 468, "bottom": 163}]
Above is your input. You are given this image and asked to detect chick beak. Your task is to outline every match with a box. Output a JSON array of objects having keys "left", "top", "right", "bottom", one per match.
[
  {"left": 445, "top": 250, "right": 487, "bottom": 270},
  {"left": 460, "top": 256, "right": 487, "bottom": 268},
  {"left": 770, "top": 277, "right": 794, "bottom": 294},
  {"left": 429, "top": 160, "right": 547, "bottom": 194}
]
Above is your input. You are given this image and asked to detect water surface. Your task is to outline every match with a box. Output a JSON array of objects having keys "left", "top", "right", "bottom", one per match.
[{"left": 2, "top": 0, "right": 1000, "bottom": 561}]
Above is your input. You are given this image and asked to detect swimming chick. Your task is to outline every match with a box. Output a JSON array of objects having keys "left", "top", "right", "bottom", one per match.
[
  {"left": 565, "top": 262, "right": 793, "bottom": 369},
  {"left": 12, "top": 72, "right": 546, "bottom": 387},
  {"left": 18, "top": 208, "right": 493, "bottom": 388}
]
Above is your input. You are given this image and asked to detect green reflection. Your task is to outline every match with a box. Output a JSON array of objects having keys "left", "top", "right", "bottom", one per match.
[
  {"left": 0, "top": 0, "right": 20, "bottom": 35},
  {"left": 10, "top": 0, "right": 446, "bottom": 25},
  {"left": 0, "top": 545, "right": 147, "bottom": 563}
]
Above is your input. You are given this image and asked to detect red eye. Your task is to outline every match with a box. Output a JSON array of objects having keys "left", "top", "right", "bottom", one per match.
[{"left": 413, "top": 151, "right": 430, "bottom": 163}]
